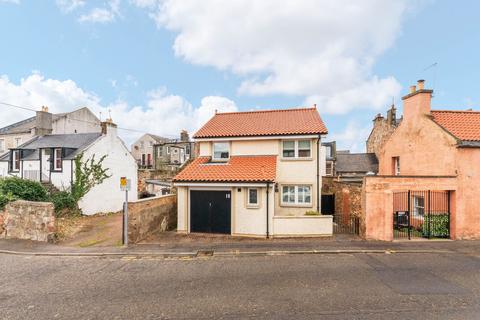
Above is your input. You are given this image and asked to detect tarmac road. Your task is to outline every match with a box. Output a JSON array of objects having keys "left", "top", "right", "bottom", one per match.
[{"left": 1, "top": 252, "right": 479, "bottom": 319}]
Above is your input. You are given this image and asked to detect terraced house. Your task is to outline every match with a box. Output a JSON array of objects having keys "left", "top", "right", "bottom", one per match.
[
  {"left": 173, "top": 107, "right": 333, "bottom": 237},
  {"left": 363, "top": 80, "right": 480, "bottom": 240}
]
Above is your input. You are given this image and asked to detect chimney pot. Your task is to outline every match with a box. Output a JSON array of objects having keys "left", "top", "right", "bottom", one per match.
[
  {"left": 417, "top": 79, "right": 425, "bottom": 90},
  {"left": 409, "top": 85, "right": 417, "bottom": 94}
]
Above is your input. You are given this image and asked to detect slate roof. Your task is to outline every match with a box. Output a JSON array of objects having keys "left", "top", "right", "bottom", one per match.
[
  {"left": 173, "top": 156, "right": 277, "bottom": 183},
  {"left": 0, "top": 108, "right": 94, "bottom": 135},
  {"left": 431, "top": 110, "right": 480, "bottom": 142},
  {"left": 335, "top": 153, "right": 378, "bottom": 174},
  {"left": 193, "top": 107, "right": 328, "bottom": 138}
]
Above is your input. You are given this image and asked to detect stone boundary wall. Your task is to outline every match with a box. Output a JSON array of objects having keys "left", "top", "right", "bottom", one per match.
[
  {"left": 128, "top": 194, "right": 177, "bottom": 243},
  {"left": 322, "top": 177, "right": 362, "bottom": 217},
  {"left": 0, "top": 200, "right": 55, "bottom": 242}
]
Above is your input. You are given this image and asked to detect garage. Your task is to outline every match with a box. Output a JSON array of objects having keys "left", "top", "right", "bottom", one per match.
[{"left": 190, "top": 190, "right": 231, "bottom": 234}]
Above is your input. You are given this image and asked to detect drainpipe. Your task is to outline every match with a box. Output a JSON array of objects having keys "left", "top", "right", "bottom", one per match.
[
  {"left": 316, "top": 135, "right": 321, "bottom": 213},
  {"left": 266, "top": 182, "right": 270, "bottom": 238}
]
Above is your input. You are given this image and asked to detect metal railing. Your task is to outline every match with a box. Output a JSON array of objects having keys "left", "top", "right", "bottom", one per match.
[{"left": 333, "top": 214, "right": 360, "bottom": 235}]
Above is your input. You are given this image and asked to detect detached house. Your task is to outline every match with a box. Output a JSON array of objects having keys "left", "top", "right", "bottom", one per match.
[
  {"left": 173, "top": 107, "right": 332, "bottom": 237},
  {"left": 0, "top": 119, "right": 138, "bottom": 215}
]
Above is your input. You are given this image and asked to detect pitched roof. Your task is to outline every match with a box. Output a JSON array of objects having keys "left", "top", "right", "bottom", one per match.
[
  {"left": 149, "top": 134, "right": 170, "bottom": 144},
  {"left": 431, "top": 110, "right": 480, "bottom": 142},
  {"left": 173, "top": 156, "right": 277, "bottom": 183},
  {"left": 193, "top": 107, "right": 328, "bottom": 138},
  {"left": 335, "top": 153, "right": 378, "bottom": 174},
  {"left": 0, "top": 107, "right": 98, "bottom": 135}
]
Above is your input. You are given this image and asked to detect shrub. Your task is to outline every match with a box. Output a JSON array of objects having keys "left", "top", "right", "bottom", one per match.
[
  {"left": 0, "top": 192, "right": 17, "bottom": 211},
  {"left": 305, "top": 210, "right": 320, "bottom": 216},
  {"left": 50, "top": 191, "right": 78, "bottom": 216},
  {"left": 0, "top": 177, "right": 48, "bottom": 202},
  {"left": 422, "top": 214, "right": 449, "bottom": 237}
]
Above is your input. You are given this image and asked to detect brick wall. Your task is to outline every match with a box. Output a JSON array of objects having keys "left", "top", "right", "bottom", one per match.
[
  {"left": 0, "top": 200, "right": 56, "bottom": 242},
  {"left": 128, "top": 194, "right": 177, "bottom": 243},
  {"left": 137, "top": 169, "right": 177, "bottom": 193},
  {"left": 322, "top": 177, "right": 362, "bottom": 217}
]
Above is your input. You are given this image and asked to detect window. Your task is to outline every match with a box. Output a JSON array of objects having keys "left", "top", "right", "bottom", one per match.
[
  {"left": 325, "top": 145, "right": 332, "bottom": 159},
  {"left": 11, "top": 150, "right": 20, "bottom": 172},
  {"left": 282, "top": 185, "right": 312, "bottom": 206},
  {"left": 149, "top": 141, "right": 153, "bottom": 146},
  {"left": 282, "top": 140, "right": 311, "bottom": 158},
  {"left": 157, "top": 147, "right": 163, "bottom": 157},
  {"left": 167, "top": 147, "right": 171, "bottom": 154},
  {"left": 15, "top": 137, "right": 21, "bottom": 147},
  {"left": 140, "top": 141, "right": 144, "bottom": 148},
  {"left": 141, "top": 154, "right": 146, "bottom": 166},
  {"left": 413, "top": 196, "right": 425, "bottom": 216},
  {"left": 186, "top": 144, "right": 191, "bottom": 155},
  {"left": 298, "top": 140, "right": 311, "bottom": 157},
  {"left": 393, "top": 157, "right": 400, "bottom": 176},
  {"left": 0, "top": 139, "right": 4, "bottom": 152},
  {"left": 213, "top": 142, "right": 229, "bottom": 161},
  {"left": 53, "top": 148, "right": 62, "bottom": 171},
  {"left": 325, "top": 161, "right": 333, "bottom": 176},
  {"left": 247, "top": 188, "right": 259, "bottom": 207},
  {"left": 282, "top": 141, "right": 295, "bottom": 158}
]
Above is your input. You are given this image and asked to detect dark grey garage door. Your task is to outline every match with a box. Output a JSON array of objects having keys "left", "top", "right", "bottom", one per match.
[{"left": 190, "top": 191, "right": 231, "bottom": 234}]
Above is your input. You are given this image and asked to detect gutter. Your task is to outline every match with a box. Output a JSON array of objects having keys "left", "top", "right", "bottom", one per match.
[
  {"left": 316, "top": 135, "right": 321, "bottom": 213},
  {"left": 266, "top": 182, "right": 270, "bottom": 238}
]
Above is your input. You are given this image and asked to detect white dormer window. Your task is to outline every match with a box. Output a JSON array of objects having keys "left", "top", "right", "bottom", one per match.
[
  {"left": 53, "top": 148, "right": 62, "bottom": 171},
  {"left": 11, "top": 150, "right": 20, "bottom": 172},
  {"left": 212, "top": 142, "right": 229, "bottom": 161},
  {"left": 282, "top": 140, "right": 312, "bottom": 159}
]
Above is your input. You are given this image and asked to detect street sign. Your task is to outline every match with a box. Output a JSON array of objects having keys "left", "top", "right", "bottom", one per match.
[{"left": 120, "top": 177, "right": 131, "bottom": 191}]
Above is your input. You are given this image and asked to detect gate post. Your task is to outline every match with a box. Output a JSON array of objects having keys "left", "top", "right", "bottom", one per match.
[
  {"left": 428, "top": 190, "right": 431, "bottom": 239},
  {"left": 407, "top": 190, "right": 411, "bottom": 240}
]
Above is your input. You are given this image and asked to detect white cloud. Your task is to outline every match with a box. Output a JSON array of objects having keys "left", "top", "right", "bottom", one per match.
[
  {"left": 56, "top": 0, "right": 85, "bottom": 13},
  {"left": 329, "top": 121, "right": 372, "bottom": 153},
  {"left": 0, "top": 73, "right": 237, "bottom": 145},
  {"left": 142, "top": 0, "right": 411, "bottom": 114},
  {"left": 78, "top": 0, "right": 121, "bottom": 24}
]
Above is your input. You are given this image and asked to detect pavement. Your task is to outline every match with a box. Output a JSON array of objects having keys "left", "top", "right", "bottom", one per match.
[
  {"left": 1, "top": 250, "right": 480, "bottom": 319},
  {"left": 1, "top": 236, "right": 480, "bottom": 258}
]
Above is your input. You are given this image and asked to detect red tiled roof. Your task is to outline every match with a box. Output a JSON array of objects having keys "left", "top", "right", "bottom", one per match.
[
  {"left": 193, "top": 107, "right": 328, "bottom": 138},
  {"left": 431, "top": 110, "right": 480, "bottom": 141},
  {"left": 173, "top": 156, "right": 277, "bottom": 183}
]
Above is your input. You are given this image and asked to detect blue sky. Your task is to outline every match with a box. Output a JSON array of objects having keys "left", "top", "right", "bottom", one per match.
[{"left": 0, "top": 0, "right": 479, "bottom": 149}]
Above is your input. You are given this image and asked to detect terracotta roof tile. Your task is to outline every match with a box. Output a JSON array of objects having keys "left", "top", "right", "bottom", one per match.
[
  {"left": 431, "top": 110, "right": 480, "bottom": 141},
  {"left": 173, "top": 156, "right": 277, "bottom": 183},
  {"left": 194, "top": 107, "right": 327, "bottom": 138}
]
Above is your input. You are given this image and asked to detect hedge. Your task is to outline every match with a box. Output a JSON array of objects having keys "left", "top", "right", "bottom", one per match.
[{"left": 422, "top": 214, "right": 449, "bottom": 237}]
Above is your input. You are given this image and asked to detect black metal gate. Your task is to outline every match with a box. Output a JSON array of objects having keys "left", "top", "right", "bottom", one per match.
[
  {"left": 393, "top": 190, "right": 450, "bottom": 239},
  {"left": 333, "top": 214, "right": 360, "bottom": 235}
]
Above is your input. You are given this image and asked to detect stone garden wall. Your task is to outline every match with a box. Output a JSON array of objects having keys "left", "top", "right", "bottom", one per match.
[
  {"left": 128, "top": 194, "right": 177, "bottom": 243},
  {"left": 0, "top": 200, "right": 56, "bottom": 242}
]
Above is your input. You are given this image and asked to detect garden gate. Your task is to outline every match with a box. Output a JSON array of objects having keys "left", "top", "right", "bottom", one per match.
[{"left": 393, "top": 190, "right": 450, "bottom": 240}]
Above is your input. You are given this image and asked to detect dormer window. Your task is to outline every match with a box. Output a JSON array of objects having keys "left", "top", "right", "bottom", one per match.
[
  {"left": 11, "top": 150, "right": 20, "bottom": 172},
  {"left": 213, "top": 142, "right": 229, "bottom": 161},
  {"left": 53, "top": 148, "right": 62, "bottom": 171}
]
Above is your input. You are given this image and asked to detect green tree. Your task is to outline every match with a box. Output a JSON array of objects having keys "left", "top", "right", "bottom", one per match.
[{"left": 71, "top": 153, "right": 111, "bottom": 202}]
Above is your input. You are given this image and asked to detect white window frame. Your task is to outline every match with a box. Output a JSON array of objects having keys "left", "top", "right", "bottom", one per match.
[
  {"left": 11, "top": 150, "right": 20, "bottom": 172},
  {"left": 325, "top": 161, "right": 333, "bottom": 176},
  {"left": 247, "top": 188, "right": 260, "bottom": 208},
  {"left": 212, "top": 142, "right": 230, "bottom": 161},
  {"left": 281, "top": 140, "right": 312, "bottom": 159},
  {"left": 15, "top": 137, "right": 21, "bottom": 147},
  {"left": 413, "top": 196, "right": 425, "bottom": 217},
  {"left": 394, "top": 157, "right": 400, "bottom": 176},
  {"left": 281, "top": 185, "right": 312, "bottom": 207},
  {"left": 53, "top": 148, "right": 62, "bottom": 171},
  {"left": 0, "top": 139, "right": 4, "bottom": 153}
]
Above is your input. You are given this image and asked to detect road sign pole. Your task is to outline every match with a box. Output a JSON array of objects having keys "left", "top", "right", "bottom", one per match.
[{"left": 123, "top": 189, "right": 128, "bottom": 246}]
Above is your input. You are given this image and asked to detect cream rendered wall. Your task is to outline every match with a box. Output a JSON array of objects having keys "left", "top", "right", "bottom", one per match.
[
  {"left": 131, "top": 134, "right": 158, "bottom": 164},
  {"left": 78, "top": 129, "right": 138, "bottom": 215},
  {"left": 177, "top": 186, "right": 188, "bottom": 232},
  {"left": 199, "top": 141, "right": 211, "bottom": 156},
  {"left": 275, "top": 138, "right": 321, "bottom": 216},
  {"left": 231, "top": 140, "right": 278, "bottom": 156},
  {"left": 233, "top": 187, "right": 269, "bottom": 236},
  {"left": 22, "top": 160, "right": 40, "bottom": 181},
  {"left": 0, "top": 161, "right": 7, "bottom": 177}
]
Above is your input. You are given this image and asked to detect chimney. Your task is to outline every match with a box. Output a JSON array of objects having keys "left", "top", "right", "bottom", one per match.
[
  {"left": 180, "top": 130, "right": 189, "bottom": 142},
  {"left": 34, "top": 106, "right": 53, "bottom": 136},
  {"left": 402, "top": 79, "right": 433, "bottom": 121},
  {"left": 386, "top": 105, "right": 396, "bottom": 126},
  {"left": 101, "top": 118, "right": 118, "bottom": 137}
]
